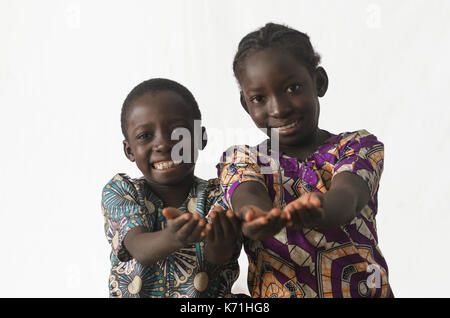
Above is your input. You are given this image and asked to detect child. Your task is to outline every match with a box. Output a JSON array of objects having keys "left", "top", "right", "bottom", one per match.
[
  {"left": 102, "top": 78, "right": 241, "bottom": 298},
  {"left": 217, "top": 23, "right": 393, "bottom": 298}
]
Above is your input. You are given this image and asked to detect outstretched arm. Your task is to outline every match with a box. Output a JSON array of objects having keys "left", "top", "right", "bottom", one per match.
[
  {"left": 231, "top": 181, "right": 287, "bottom": 240},
  {"left": 123, "top": 208, "right": 207, "bottom": 266},
  {"left": 285, "top": 171, "right": 370, "bottom": 230}
]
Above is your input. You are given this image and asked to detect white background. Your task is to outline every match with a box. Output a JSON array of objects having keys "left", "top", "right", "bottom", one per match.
[{"left": 1, "top": 0, "right": 449, "bottom": 297}]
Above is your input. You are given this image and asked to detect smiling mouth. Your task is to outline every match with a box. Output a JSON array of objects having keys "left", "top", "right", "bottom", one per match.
[
  {"left": 152, "top": 159, "right": 183, "bottom": 170},
  {"left": 272, "top": 120, "right": 299, "bottom": 132}
]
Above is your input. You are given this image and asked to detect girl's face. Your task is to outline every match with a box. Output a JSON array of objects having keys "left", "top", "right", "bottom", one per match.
[
  {"left": 238, "top": 47, "right": 328, "bottom": 149},
  {"left": 123, "top": 91, "right": 201, "bottom": 186}
]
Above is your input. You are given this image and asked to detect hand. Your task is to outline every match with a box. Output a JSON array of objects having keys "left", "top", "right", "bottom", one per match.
[
  {"left": 163, "top": 207, "right": 207, "bottom": 246},
  {"left": 240, "top": 205, "right": 288, "bottom": 241},
  {"left": 205, "top": 206, "right": 242, "bottom": 263},
  {"left": 284, "top": 192, "right": 325, "bottom": 230}
]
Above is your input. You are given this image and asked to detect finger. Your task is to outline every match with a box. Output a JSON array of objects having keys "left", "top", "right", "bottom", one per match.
[
  {"left": 242, "top": 216, "right": 271, "bottom": 239},
  {"left": 177, "top": 217, "right": 199, "bottom": 240},
  {"left": 305, "top": 193, "right": 315, "bottom": 209},
  {"left": 245, "top": 206, "right": 266, "bottom": 222},
  {"left": 205, "top": 223, "right": 214, "bottom": 241},
  {"left": 213, "top": 211, "right": 225, "bottom": 239},
  {"left": 231, "top": 209, "right": 242, "bottom": 221},
  {"left": 285, "top": 197, "right": 305, "bottom": 214},
  {"left": 268, "top": 208, "right": 287, "bottom": 230},
  {"left": 167, "top": 213, "right": 190, "bottom": 232},
  {"left": 192, "top": 213, "right": 201, "bottom": 222},
  {"left": 245, "top": 209, "right": 255, "bottom": 222},
  {"left": 208, "top": 209, "right": 217, "bottom": 220},
  {"left": 244, "top": 216, "right": 268, "bottom": 231},
  {"left": 310, "top": 194, "right": 322, "bottom": 208},
  {"left": 290, "top": 207, "right": 306, "bottom": 229},
  {"left": 226, "top": 209, "right": 242, "bottom": 235},
  {"left": 163, "top": 207, "right": 184, "bottom": 220},
  {"left": 217, "top": 211, "right": 230, "bottom": 233},
  {"left": 186, "top": 219, "right": 206, "bottom": 242}
]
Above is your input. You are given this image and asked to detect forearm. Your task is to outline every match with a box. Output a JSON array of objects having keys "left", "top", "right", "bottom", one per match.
[
  {"left": 319, "top": 187, "right": 358, "bottom": 229},
  {"left": 231, "top": 181, "right": 273, "bottom": 217},
  {"left": 125, "top": 228, "right": 185, "bottom": 266}
]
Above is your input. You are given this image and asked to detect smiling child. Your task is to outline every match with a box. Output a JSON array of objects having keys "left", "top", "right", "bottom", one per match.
[
  {"left": 102, "top": 78, "right": 240, "bottom": 298},
  {"left": 217, "top": 23, "right": 393, "bottom": 298}
]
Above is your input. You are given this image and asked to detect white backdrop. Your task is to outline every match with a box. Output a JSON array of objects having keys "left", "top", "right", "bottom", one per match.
[{"left": 1, "top": 0, "right": 449, "bottom": 297}]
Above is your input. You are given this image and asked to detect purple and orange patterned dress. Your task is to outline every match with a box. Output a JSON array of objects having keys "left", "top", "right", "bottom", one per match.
[{"left": 217, "top": 130, "right": 393, "bottom": 298}]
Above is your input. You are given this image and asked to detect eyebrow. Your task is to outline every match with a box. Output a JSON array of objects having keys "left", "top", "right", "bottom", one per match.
[
  {"left": 132, "top": 123, "right": 153, "bottom": 133},
  {"left": 245, "top": 74, "right": 305, "bottom": 94}
]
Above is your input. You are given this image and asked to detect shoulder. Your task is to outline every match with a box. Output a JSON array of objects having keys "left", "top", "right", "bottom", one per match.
[
  {"left": 219, "top": 143, "right": 269, "bottom": 167},
  {"left": 219, "top": 144, "right": 255, "bottom": 160},
  {"left": 102, "top": 173, "right": 140, "bottom": 198},
  {"left": 330, "top": 129, "right": 384, "bottom": 153},
  {"left": 101, "top": 173, "right": 144, "bottom": 217}
]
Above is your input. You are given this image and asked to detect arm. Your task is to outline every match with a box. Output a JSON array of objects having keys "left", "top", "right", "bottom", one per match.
[
  {"left": 231, "top": 181, "right": 273, "bottom": 218},
  {"left": 320, "top": 171, "right": 370, "bottom": 228},
  {"left": 124, "top": 208, "right": 207, "bottom": 266},
  {"left": 231, "top": 181, "right": 287, "bottom": 240},
  {"left": 285, "top": 171, "right": 370, "bottom": 230}
]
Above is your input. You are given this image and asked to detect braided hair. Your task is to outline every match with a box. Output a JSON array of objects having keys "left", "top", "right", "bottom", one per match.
[
  {"left": 232, "top": 23, "right": 321, "bottom": 81},
  {"left": 121, "top": 78, "right": 201, "bottom": 140}
]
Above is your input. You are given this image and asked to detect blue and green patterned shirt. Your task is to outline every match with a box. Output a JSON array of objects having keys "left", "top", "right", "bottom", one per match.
[{"left": 102, "top": 173, "right": 240, "bottom": 298}]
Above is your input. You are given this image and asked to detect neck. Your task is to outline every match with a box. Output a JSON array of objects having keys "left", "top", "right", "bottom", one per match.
[
  {"left": 146, "top": 174, "right": 195, "bottom": 208},
  {"left": 279, "top": 128, "right": 329, "bottom": 160}
]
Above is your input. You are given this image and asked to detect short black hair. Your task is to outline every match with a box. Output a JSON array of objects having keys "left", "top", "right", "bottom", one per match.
[
  {"left": 121, "top": 78, "right": 201, "bottom": 140},
  {"left": 233, "top": 22, "right": 321, "bottom": 81}
]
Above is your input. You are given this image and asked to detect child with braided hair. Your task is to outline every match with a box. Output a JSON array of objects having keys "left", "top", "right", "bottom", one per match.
[{"left": 214, "top": 23, "right": 393, "bottom": 298}]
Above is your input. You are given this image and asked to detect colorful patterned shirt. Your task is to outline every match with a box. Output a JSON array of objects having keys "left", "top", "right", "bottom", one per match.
[
  {"left": 217, "top": 130, "right": 393, "bottom": 298},
  {"left": 102, "top": 173, "right": 239, "bottom": 298}
]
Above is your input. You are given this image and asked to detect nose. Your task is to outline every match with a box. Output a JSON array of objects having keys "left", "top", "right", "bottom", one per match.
[
  {"left": 152, "top": 133, "right": 172, "bottom": 153},
  {"left": 268, "top": 95, "right": 292, "bottom": 118}
]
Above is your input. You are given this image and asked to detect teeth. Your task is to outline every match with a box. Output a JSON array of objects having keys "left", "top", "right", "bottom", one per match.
[
  {"left": 153, "top": 160, "right": 183, "bottom": 170},
  {"left": 274, "top": 121, "right": 298, "bottom": 130}
]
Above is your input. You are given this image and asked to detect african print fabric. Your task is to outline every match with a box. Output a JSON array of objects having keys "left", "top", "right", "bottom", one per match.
[
  {"left": 102, "top": 174, "right": 239, "bottom": 298},
  {"left": 217, "top": 130, "right": 393, "bottom": 298}
]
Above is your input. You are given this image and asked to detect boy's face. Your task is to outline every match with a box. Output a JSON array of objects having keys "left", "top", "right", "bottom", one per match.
[
  {"left": 238, "top": 47, "right": 327, "bottom": 149},
  {"left": 123, "top": 91, "right": 201, "bottom": 186}
]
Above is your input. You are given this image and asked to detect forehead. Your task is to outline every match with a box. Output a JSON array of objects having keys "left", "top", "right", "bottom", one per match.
[
  {"left": 239, "top": 47, "right": 312, "bottom": 89},
  {"left": 127, "top": 90, "right": 195, "bottom": 129}
]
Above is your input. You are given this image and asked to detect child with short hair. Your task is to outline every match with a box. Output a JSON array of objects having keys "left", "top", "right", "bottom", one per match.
[
  {"left": 102, "top": 78, "right": 241, "bottom": 298},
  {"left": 216, "top": 23, "right": 393, "bottom": 298}
]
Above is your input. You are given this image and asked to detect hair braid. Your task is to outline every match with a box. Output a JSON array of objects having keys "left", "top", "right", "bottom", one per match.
[{"left": 233, "top": 22, "right": 321, "bottom": 81}]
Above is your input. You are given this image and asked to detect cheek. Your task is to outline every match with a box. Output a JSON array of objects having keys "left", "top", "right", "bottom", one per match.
[
  {"left": 134, "top": 146, "right": 150, "bottom": 164},
  {"left": 249, "top": 107, "right": 268, "bottom": 126}
]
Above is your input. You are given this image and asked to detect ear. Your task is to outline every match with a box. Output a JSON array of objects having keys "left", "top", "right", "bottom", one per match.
[
  {"left": 199, "top": 126, "right": 208, "bottom": 150},
  {"left": 123, "top": 140, "right": 135, "bottom": 162},
  {"left": 314, "top": 66, "right": 329, "bottom": 97},
  {"left": 240, "top": 91, "right": 249, "bottom": 114}
]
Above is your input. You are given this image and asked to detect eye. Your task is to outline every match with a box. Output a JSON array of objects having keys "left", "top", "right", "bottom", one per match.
[
  {"left": 137, "top": 132, "right": 152, "bottom": 141},
  {"left": 286, "top": 83, "right": 303, "bottom": 94},
  {"left": 249, "top": 95, "right": 265, "bottom": 104}
]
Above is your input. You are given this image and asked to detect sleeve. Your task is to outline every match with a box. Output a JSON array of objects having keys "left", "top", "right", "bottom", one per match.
[
  {"left": 101, "top": 173, "right": 147, "bottom": 262},
  {"left": 332, "top": 130, "right": 384, "bottom": 199},
  {"left": 216, "top": 145, "right": 268, "bottom": 209}
]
